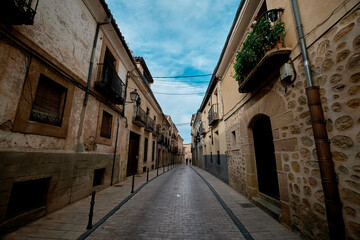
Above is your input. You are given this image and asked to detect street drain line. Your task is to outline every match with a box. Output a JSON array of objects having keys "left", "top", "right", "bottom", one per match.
[
  {"left": 77, "top": 165, "right": 180, "bottom": 240},
  {"left": 190, "top": 166, "right": 254, "bottom": 240}
]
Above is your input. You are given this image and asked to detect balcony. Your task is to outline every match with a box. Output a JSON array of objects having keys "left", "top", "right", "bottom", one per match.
[
  {"left": 133, "top": 106, "right": 147, "bottom": 127},
  {"left": 158, "top": 134, "right": 164, "bottom": 144},
  {"left": 95, "top": 63, "right": 126, "bottom": 105},
  {"left": 153, "top": 124, "right": 161, "bottom": 136},
  {"left": 0, "top": 0, "right": 38, "bottom": 25},
  {"left": 234, "top": 9, "right": 290, "bottom": 93},
  {"left": 208, "top": 104, "right": 219, "bottom": 126},
  {"left": 200, "top": 122, "right": 206, "bottom": 135},
  {"left": 145, "top": 117, "right": 154, "bottom": 132}
]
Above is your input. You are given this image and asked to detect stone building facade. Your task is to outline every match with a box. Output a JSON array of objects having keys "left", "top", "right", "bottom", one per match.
[
  {"left": 0, "top": 0, "right": 183, "bottom": 233},
  {"left": 191, "top": 112, "right": 204, "bottom": 168},
  {"left": 193, "top": 0, "right": 360, "bottom": 239}
]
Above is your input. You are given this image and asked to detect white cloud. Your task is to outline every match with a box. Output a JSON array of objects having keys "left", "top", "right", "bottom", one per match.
[{"left": 107, "top": 0, "right": 240, "bottom": 143}]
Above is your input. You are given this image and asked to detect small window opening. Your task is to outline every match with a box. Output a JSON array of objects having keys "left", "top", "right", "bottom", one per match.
[
  {"left": 100, "top": 110, "right": 112, "bottom": 139},
  {"left": 93, "top": 168, "right": 105, "bottom": 187},
  {"left": 143, "top": 167, "right": 147, "bottom": 173},
  {"left": 29, "top": 74, "right": 67, "bottom": 127},
  {"left": 232, "top": 131, "right": 236, "bottom": 144},
  {"left": 6, "top": 178, "right": 50, "bottom": 219}
]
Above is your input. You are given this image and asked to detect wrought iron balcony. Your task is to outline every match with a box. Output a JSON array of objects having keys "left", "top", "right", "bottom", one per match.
[
  {"left": 0, "top": 0, "right": 38, "bottom": 25},
  {"left": 235, "top": 8, "right": 290, "bottom": 93},
  {"left": 153, "top": 124, "right": 161, "bottom": 136},
  {"left": 208, "top": 104, "right": 219, "bottom": 126},
  {"left": 133, "top": 106, "right": 147, "bottom": 127},
  {"left": 95, "top": 63, "right": 126, "bottom": 105},
  {"left": 158, "top": 134, "right": 164, "bottom": 144},
  {"left": 200, "top": 122, "right": 206, "bottom": 135},
  {"left": 145, "top": 117, "right": 154, "bottom": 132}
]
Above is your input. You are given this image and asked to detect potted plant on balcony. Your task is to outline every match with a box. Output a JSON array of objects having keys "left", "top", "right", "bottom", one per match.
[
  {"left": 269, "top": 21, "right": 285, "bottom": 48},
  {"left": 233, "top": 29, "right": 263, "bottom": 84}
]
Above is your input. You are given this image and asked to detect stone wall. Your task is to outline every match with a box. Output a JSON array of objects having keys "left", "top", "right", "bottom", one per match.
[
  {"left": 0, "top": 151, "right": 119, "bottom": 232},
  {"left": 224, "top": 5, "right": 360, "bottom": 240},
  {"left": 204, "top": 154, "right": 229, "bottom": 183}
]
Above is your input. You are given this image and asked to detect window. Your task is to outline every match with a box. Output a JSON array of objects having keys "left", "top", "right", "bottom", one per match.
[
  {"left": 102, "top": 49, "right": 117, "bottom": 84},
  {"left": 152, "top": 141, "right": 155, "bottom": 162},
  {"left": 144, "top": 138, "right": 148, "bottom": 162},
  {"left": 93, "top": 168, "right": 105, "bottom": 186},
  {"left": 100, "top": 110, "right": 112, "bottom": 139},
  {"left": 6, "top": 178, "right": 50, "bottom": 219},
  {"left": 232, "top": 130, "right": 236, "bottom": 144},
  {"left": 13, "top": 58, "right": 74, "bottom": 138},
  {"left": 143, "top": 167, "right": 147, "bottom": 173},
  {"left": 96, "top": 104, "right": 115, "bottom": 145},
  {"left": 29, "top": 74, "right": 67, "bottom": 127}
]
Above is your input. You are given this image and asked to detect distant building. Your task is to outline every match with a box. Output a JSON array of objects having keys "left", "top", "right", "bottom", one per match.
[{"left": 183, "top": 144, "right": 192, "bottom": 164}]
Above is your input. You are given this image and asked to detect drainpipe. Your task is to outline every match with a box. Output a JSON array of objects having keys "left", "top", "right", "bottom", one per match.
[
  {"left": 291, "top": 1, "right": 345, "bottom": 239},
  {"left": 83, "top": 16, "right": 112, "bottom": 106},
  {"left": 110, "top": 116, "right": 120, "bottom": 186}
]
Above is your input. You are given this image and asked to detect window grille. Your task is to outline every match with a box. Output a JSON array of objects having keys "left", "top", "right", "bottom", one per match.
[
  {"left": 100, "top": 110, "right": 112, "bottom": 139},
  {"left": 29, "top": 74, "right": 67, "bottom": 126}
]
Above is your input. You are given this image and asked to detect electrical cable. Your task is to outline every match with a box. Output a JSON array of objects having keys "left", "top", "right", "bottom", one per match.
[
  {"left": 153, "top": 92, "right": 206, "bottom": 95},
  {"left": 153, "top": 74, "right": 212, "bottom": 79}
]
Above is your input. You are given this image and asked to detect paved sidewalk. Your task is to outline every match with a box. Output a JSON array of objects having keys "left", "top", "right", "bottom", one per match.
[
  {"left": 191, "top": 166, "right": 300, "bottom": 240},
  {"left": 2, "top": 165, "right": 174, "bottom": 240}
]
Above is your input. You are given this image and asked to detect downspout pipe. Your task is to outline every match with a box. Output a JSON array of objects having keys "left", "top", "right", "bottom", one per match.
[
  {"left": 110, "top": 116, "right": 120, "bottom": 186},
  {"left": 84, "top": 16, "right": 112, "bottom": 106},
  {"left": 291, "top": 1, "right": 346, "bottom": 239}
]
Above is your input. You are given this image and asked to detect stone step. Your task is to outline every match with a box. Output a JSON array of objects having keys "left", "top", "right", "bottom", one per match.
[{"left": 252, "top": 197, "right": 281, "bottom": 221}]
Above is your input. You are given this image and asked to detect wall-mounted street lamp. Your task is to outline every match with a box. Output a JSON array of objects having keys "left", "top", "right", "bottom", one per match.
[{"left": 130, "top": 89, "right": 140, "bottom": 104}]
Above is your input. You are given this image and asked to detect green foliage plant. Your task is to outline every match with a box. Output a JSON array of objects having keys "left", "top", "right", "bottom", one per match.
[{"left": 233, "top": 12, "right": 285, "bottom": 84}]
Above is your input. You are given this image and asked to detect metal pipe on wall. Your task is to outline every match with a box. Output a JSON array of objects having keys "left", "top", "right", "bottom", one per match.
[{"left": 290, "top": 0, "right": 346, "bottom": 239}]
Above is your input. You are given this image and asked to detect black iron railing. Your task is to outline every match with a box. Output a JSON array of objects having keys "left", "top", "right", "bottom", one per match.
[
  {"left": 156, "top": 124, "right": 161, "bottom": 135},
  {"left": 200, "top": 121, "right": 206, "bottom": 135},
  {"left": 146, "top": 117, "right": 154, "bottom": 132},
  {"left": 95, "top": 64, "right": 126, "bottom": 105},
  {"left": 133, "top": 106, "right": 147, "bottom": 127},
  {"left": 158, "top": 134, "right": 164, "bottom": 144},
  {"left": 208, "top": 104, "right": 219, "bottom": 125},
  {"left": 1, "top": 0, "right": 39, "bottom": 25}
]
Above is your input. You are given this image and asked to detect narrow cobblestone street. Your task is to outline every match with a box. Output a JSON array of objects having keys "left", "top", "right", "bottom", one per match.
[
  {"left": 3, "top": 165, "right": 301, "bottom": 240},
  {"left": 88, "top": 165, "right": 243, "bottom": 240},
  {"left": 86, "top": 165, "right": 300, "bottom": 240}
]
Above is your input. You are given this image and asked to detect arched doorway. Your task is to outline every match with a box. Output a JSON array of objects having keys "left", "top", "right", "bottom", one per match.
[{"left": 252, "top": 115, "right": 280, "bottom": 200}]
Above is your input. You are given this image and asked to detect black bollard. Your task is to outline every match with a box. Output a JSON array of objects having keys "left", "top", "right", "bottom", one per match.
[
  {"left": 131, "top": 172, "right": 135, "bottom": 193},
  {"left": 86, "top": 191, "right": 96, "bottom": 230},
  {"left": 157, "top": 166, "right": 159, "bottom": 176},
  {"left": 163, "top": 165, "right": 165, "bottom": 173},
  {"left": 146, "top": 168, "right": 149, "bottom": 182}
]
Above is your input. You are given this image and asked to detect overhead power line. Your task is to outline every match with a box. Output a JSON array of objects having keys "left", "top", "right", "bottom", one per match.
[
  {"left": 153, "top": 92, "right": 205, "bottom": 95},
  {"left": 153, "top": 74, "right": 212, "bottom": 79},
  {"left": 175, "top": 122, "right": 191, "bottom": 126}
]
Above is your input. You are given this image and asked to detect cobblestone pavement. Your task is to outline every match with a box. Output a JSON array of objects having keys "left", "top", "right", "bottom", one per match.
[
  {"left": 88, "top": 165, "right": 244, "bottom": 240},
  {"left": 2, "top": 164, "right": 301, "bottom": 240}
]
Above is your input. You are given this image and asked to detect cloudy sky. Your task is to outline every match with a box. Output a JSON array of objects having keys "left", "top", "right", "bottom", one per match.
[{"left": 107, "top": 0, "right": 240, "bottom": 143}]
